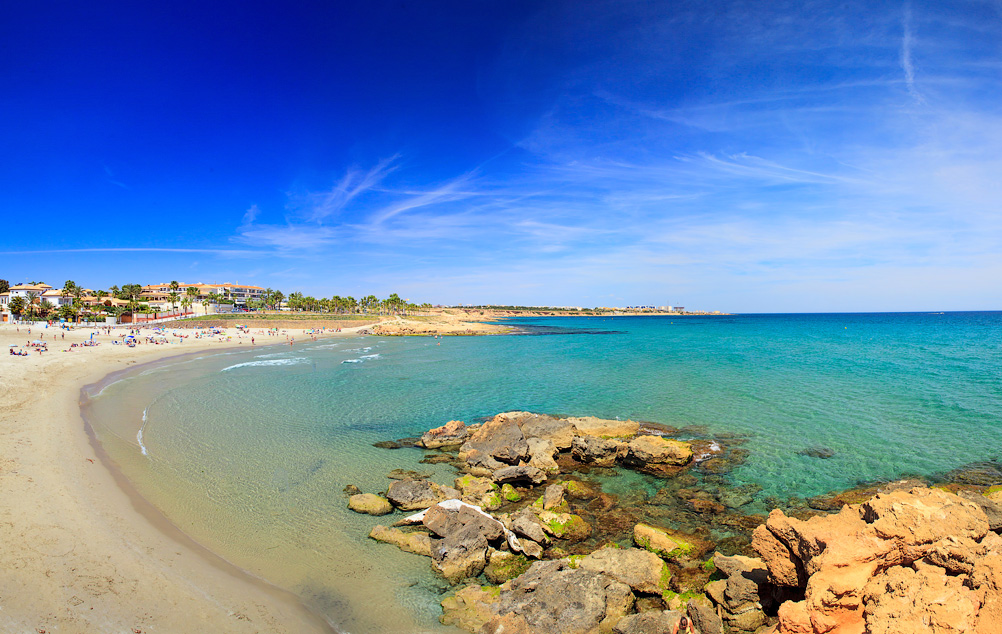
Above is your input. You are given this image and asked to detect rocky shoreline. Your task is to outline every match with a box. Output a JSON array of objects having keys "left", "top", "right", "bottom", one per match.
[{"left": 347, "top": 411, "right": 1002, "bottom": 633}]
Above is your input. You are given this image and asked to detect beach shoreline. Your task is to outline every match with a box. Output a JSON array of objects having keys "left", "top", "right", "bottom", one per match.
[{"left": 0, "top": 321, "right": 369, "bottom": 634}]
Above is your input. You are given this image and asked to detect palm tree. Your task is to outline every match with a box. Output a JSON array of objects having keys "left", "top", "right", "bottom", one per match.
[
  {"left": 25, "top": 291, "right": 39, "bottom": 321},
  {"left": 168, "top": 291, "right": 180, "bottom": 313},
  {"left": 38, "top": 299, "right": 54, "bottom": 319},
  {"left": 185, "top": 286, "right": 198, "bottom": 315},
  {"left": 202, "top": 297, "right": 210, "bottom": 315}
]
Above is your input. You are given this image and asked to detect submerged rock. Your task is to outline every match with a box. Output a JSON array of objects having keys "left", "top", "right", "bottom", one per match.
[
  {"left": 368, "top": 525, "right": 433, "bottom": 557},
  {"left": 440, "top": 584, "right": 500, "bottom": 632},
  {"left": 348, "top": 493, "right": 392, "bottom": 515}
]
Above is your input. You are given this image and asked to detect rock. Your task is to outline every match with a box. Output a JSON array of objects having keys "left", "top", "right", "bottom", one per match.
[
  {"left": 440, "top": 584, "right": 500, "bottom": 632},
  {"left": 386, "top": 479, "right": 455, "bottom": 511},
  {"left": 368, "top": 525, "right": 432, "bottom": 557},
  {"left": 623, "top": 435, "right": 693, "bottom": 470},
  {"left": 543, "top": 484, "right": 565, "bottom": 510},
  {"left": 690, "top": 499, "right": 726, "bottom": 514},
  {"left": 343, "top": 484, "right": 362, "bottom": 496},
  {"left": 704, "top": 579, "right": 727, "bottom": 606},
  {"left": 387, "top": 468, "right": 430, "bottom": 480},
  {"left": 372, "top": 440, "right": 402, "bottom": 449},
  {"left": 713, "top": 553, "right": 770, "bottom": 612},
  {"left": 526, "top": 437, "right": 560, "bottom": 473},
  {"left": 571, "top": 435, "right": 627, "bottom": 467},
  {"left": 484, "top": 551, "right": 531, "bottom": 585},
  {"left": 567, "top": 416, "right": 639, "bottom": 438},
  {"left": 459, "top": 413, "right": 530, "bottom": 466},
  {"left": 419, "top": 419, "right": 471, "bottom": 448},
  {"left": 521, "top": 539, "right": 544, "bottom": 559},
  {"left": 500, "top": 483, "right": 522, "bottom": 503},
  {"left": 633, "top": 523, "right": 695, "bottom": 560},
  {"left": 564, "top": 479, "right": 599, "bottom": 500},
  {"left": 347, "top": 493, "right": 393, "bottom": 515},
  {"left": 687, "top": 595, "right": 724, "bottom": 634},
  {"left": 959, "top": 489, "right": 1002, "bottom": 531},
  {"left": 510, "top": 508, "right": 549, "bottom": 545},
  {"left": 724, "top": 607, "right": 766, "bottom": 632},
  {"left": 482, "top": 559, "right": 635, "bottom": 634},
  {"left": 798, "top": 446, "right": 835, "bottom": 459},
  {"left": 454, "top": 474, "right": 502, "bottom": 510},
  {"left": 612, "top": 610, "right": 681, "bottom": 634},
  {"left": 578, "top": 547, "right": 671, "bottom": 595},
  {"left": 538, "top": 510, "right": 592, "bottom": 541},
  {"left": 424, "top": 504, "right": 504, "bottom": 541},
  {"left": 492, "top": 465, "right": 547, "bottom": 486},
  {"left": 863, "top": 565, "right": 979, "bottom": 634},
  {"left": 419, "top": 453, "right": 455, "bottom": 465},
  {"left": 751, "top": 523, "right": 805, "bottom": 587},
  {"left": 756, "top": 487, "right": 997, "bottom": 634},
  {"left": 422, "top": 503, "right": 510, "bottom": 584},
  {"left": 519, "top": 414, "right": 577, "bottom": 450}
]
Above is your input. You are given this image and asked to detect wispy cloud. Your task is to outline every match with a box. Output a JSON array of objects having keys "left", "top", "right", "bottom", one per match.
[{"left": 900, "top": 2, "right": 925, "bottom": 104}]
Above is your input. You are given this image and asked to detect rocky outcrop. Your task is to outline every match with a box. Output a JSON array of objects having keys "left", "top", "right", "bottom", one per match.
[
  {"left": 347, "top": 493, "right": 393, "bottom": 515},
  {"left": 386, "top": 478, "right": 459, "bottom": 511},
  {"left": 634, "top": 522, "right": 695, "bottom": 561},
  {"left": 419, "top": 419, "right": 473, "bottom": 448},
  {"left": 571, "top": 435, "right": 626, "bottom": 467},
  {"left": 706, "top": 553, "right": 774, "bottom": 631},
  {"left": 480, "top": 559, "right": 635, "bottom": 634},
  {"left": 454, "top": 474, "right": 503, "bottom": 511},
  {"left": 753, "top": 486, "right": 1001, "bottom": 633},
  {"left": 526, "top": 437, "right": 560, "bottom": 473}
]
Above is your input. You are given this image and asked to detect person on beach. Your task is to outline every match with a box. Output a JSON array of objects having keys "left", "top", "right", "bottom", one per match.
[{"left": 671, "top": 615, "right": 695, "bottom": 634}]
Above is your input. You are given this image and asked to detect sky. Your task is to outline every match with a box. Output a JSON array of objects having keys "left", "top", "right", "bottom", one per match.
[{"left": 2, "top": 0, "right": 1001, "bottom": 312}]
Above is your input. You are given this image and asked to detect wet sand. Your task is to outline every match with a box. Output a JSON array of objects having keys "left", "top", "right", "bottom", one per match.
[{"left": 0, "top": 322, "right": 367, "bottom": 633}]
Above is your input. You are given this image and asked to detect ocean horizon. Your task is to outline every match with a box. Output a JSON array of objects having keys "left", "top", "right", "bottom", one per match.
[{"left": 82, "top": 312, "right": 1002, "bottom": 632}]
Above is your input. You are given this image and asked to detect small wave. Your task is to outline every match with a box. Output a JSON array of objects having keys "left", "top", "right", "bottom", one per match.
[
  {"left": 222, "top": 358, "right": 310, "bottom": 371},
  {"left": 341, "top": 359, "right": 363, "bottom": 364},
  {"left": 254, "top": 352, "right": 295, "bottom": 359},
  {"left": 359, "top": 354, "right": 381, "bottom": 360},
  {"left": 138, "top": 407, "right": 149, "bottom": 456}
]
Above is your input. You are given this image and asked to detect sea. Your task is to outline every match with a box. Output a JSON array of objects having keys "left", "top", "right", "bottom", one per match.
[{"left": 80, "top": 312, "right": 1002, "bottom": 633}]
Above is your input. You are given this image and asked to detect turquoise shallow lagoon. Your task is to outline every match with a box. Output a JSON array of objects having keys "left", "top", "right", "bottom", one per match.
[{"left": 82, "top": 312, "right": 1002, "bottom": 632}]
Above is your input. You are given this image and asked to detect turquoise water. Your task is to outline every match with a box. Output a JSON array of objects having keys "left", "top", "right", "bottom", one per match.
[{"left": 83, "top": 313, "right": 1002, "bottom": 632}]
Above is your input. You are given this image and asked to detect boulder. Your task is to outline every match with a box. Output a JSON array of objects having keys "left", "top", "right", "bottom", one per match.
[
  {"left": 520, "top": 414, "right": 577, "bottom": 450},
  {"left": 482, "top": 559, "right": 634, "bottom": 634},
  {"left": 347, "top": 493, "right": 392, "bottom": 515},
  {"left": 567, "top": 416, "right": 639, "bottom": 438},
  {"left": 543, "top": 484, "right": 565, "bottom": 510},
  {"left": 493, "top": 465, "right": 547, "bottom": 486},
  {"left": 623, "top": 435, "right": 693, "bottom": 472},
  {"left": 578, "top": 547, "right": 671, "bottom": 595},
  {"left": 454, "top": 474, "right": 503, "bottom": 511},
  {"left": 419, "top": 419, "right": 471, "bottom": 448},
  {"left": 424, "top": 504, "right": 504, "bottom": 541},
  {"left": 421, "top": 503, "right": 511, "bottom": 584},
  {"left": 633, "top": 523, "right": 696, "bottom": 560},
  {"left": 459, "top": 414, "right": 530, "bottom": 466},
  {"left": 343, "top": 484, "right": 362, "bottom": 496},
  {"left": 571, "top": 435, "right": 627, "bottom": 467},
  {"left": 440, "top": 584, "right": 500, "bottom": 632},
  {"left": 564, "top": 479, "right": 600, "bottom": 500},
  {"left": 538, "top": 510, "right": 592, "bottom": 541},
  {"left": 510, "top": 508, "right": 550, "bottom": 545},
  {"left": 713, "top": 553, "right": 771, "bottom": 613},
  {"left": 484, "top": 551, "right": 531, "bottom": 585},
  {"left": 612, "top": 610, "right": 682, "bottom": 634},
  {"left": 526, "top": 437, "right": 560, "bottom": 473},
  {"left": 687, "top": 595, "right": 724, "bottom": 634},
  {"left": 500, "top": 483, "right": 522, "bottom": 503},
  {"left": 368, "top": 525, "right": 432, "bottom": 557},
  {"left": 386, "top": 479, "right": 458, "bottom": 511}
]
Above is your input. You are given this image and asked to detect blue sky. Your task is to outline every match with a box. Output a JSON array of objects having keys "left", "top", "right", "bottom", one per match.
[{"left": 2, "top": 0, "right": 1001, "bottom": 311}]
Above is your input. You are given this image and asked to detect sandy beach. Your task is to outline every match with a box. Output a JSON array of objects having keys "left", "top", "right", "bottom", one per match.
[{"left": 0, "top": 321, "right": 369, "bottom": 634}]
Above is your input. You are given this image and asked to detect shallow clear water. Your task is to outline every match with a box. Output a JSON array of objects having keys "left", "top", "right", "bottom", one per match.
[{"left": 83, "top": 313, "right": 1002, "bottom": 632}]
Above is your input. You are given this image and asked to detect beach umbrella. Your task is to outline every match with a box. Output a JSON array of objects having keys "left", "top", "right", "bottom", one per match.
[
  {"left": 32, "top": 340, "right": 44, "bottom": 344},
  {"left": 9, "top": 344, "right": 19, "bottom": 347}
]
